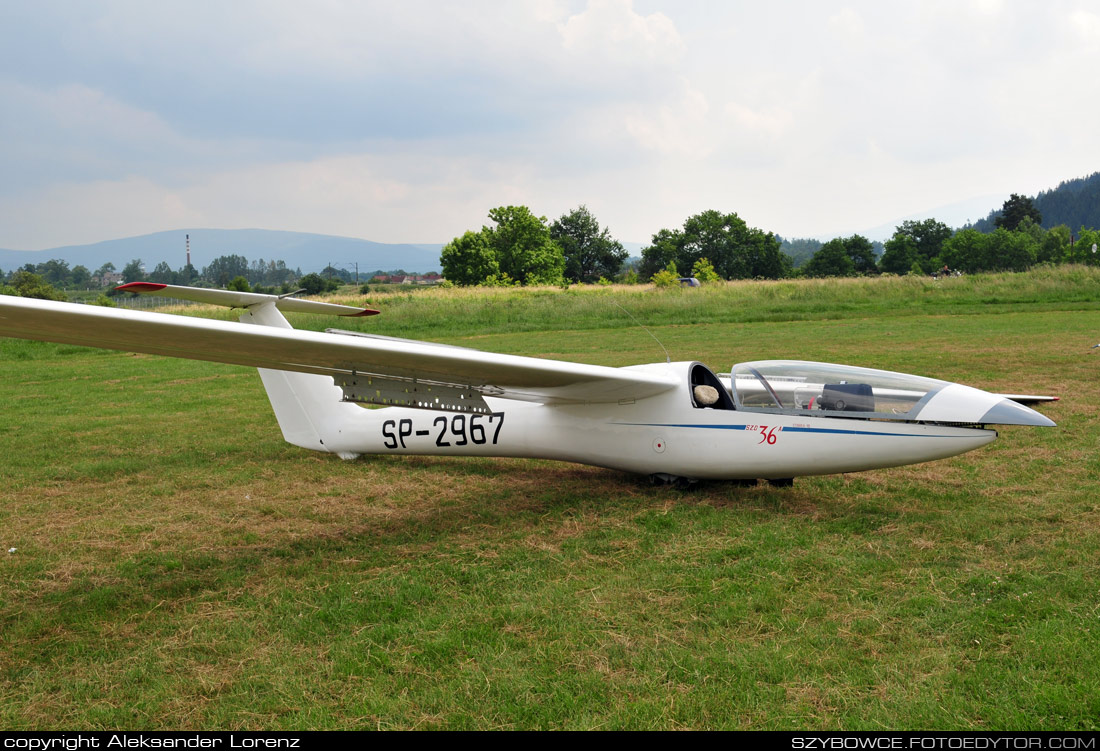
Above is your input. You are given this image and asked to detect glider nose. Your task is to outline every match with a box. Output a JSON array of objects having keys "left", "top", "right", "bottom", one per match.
[
  {"left": 979, "top": 397, "right": 1056, "bottom": 427},
  {"left": 914, "top": 383, "right": 1056, "bottom": 426}
]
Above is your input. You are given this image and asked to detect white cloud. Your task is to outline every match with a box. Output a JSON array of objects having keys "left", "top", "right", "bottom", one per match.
[
  {"left": 1069, "top": 9, "right": 1100, "bottom": 45},
  {"left": 827, "top": 7, "right": 865, "bottom": 39},
  {"left": 559, "top": 0, "right": 682, "bottom": 63},
  {"left": 623, "top": 82, "right": 712, "bottom": 158},
  {"left": 0, "top": 177, "right": 204, "bottom": 249},
  {"left": 2, "top": 1, "right": 1100, "bottom": 250}
]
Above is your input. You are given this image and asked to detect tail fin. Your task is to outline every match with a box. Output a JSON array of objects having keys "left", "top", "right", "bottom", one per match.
[
  {"left": 241, "top": 302, "right": 365, "bottom": 454},
  {"left": 119, "top": 283, "right": 376, "bottom": 456}
]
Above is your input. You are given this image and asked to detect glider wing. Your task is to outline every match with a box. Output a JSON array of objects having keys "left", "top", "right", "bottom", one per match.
[{"left": 0, "top": 294, "right": 678, "bottom": 405}]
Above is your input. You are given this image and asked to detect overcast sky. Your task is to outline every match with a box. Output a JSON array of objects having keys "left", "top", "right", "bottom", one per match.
[{"left": 2, "top": 0, "right": 1098, "bottom": 250}]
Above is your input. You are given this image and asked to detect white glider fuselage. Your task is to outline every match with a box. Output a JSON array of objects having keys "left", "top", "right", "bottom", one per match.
[{"left": 323, "top": 393, "right": 996, "bottom": 480}]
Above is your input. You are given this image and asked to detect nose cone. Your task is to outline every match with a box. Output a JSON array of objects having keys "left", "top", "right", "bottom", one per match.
[
  {"left": 915, "top": 383, "right": 1057, "bottom": 426},
  {"left": 980, "top": 398, "right": 1057, "bottom": 427}
]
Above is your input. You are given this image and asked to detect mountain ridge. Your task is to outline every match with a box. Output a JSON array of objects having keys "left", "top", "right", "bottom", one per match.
[{"left": 0, "top": 228, "right": 444, "bottom": 276}]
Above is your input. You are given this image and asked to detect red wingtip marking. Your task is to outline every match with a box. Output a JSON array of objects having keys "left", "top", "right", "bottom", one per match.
[
  {"left": 348, "top": 308, "right": 381, "bottom": 317},
  {"left": 115, "top": 282, "right": 168, "bottom": 292}
]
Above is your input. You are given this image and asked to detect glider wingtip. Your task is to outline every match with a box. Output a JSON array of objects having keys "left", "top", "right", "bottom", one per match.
[
  {"left": 348, "top": 308, "right": 381, "bottom": 317},
  {"left": 115, "top": 282, "right": 168, "bottom": 292}
]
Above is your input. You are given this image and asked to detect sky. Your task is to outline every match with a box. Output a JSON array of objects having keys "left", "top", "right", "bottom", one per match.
[{"left": 2, "top": 0, "right": 1099, "bottom": 250}]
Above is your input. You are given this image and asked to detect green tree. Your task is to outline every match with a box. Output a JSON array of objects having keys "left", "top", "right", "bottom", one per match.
[
  {"left": 298, "top": 273, "right": 329, "bottom": 295},
  {"left": 879, "top": 235, "right": 919, "bottom": 274},
  {"left": 322, "top": 265, "right": 352, "bottom": 283},
  {"left": 37, "top": 259, "right": 71, "bottom": 286},
  {"left": 778, "top": 237, "right": 823, "bottom": 268},
  {"left": 639, "top": 228, "right": 683, "bottom": 281},
  {"left": 486, "top": 206, "right": 564, "bottom": 285},
  {"left": 440, "top": 230, "right": 499, "bottom": 286},
  {"left": 744, "top": 231, "right": 791, "bottom": 279},
  {"left": 1067, "top": 227, "right": 1100, "bottom": 264},
  {"left": 842, "top": 234, "right": 878, "bottom": 275},
  {"left": 227, "top": 276, "right": 251, "bottom": 292},
  {"left": 888, "top": 219, "right": 952, "bottom": 274},
  {"left": 1039, "top": 225, "right": 1072, "bottom": 264},
  {"left": 149, "top": 261, "right": 175, "bottom": 284},
  {"left": 691, "top": 258, "right": 722, "bottom": 283},
  {"left": 679, "top": 210, "right": 750, "bottom": 279},
  {"left": 122, "top": 259, "right": 145, "bottom": 284},
  {"left": 982, "top": 228, "right": 1036, "bottom": 271},
  {"left": 939, "top": 228, "right": 989, "bottom": 273},
  {"left": 439, "top": 207, "right": 566, "bottom": 286},
  {"left": 70, "top": 265, "right": 92, "bottom": 288},
  {"left": 803, "top": 239, "right": 856, "bottom": 277},
  {"left": 177, "top": 263, "right": 199, "bottom": 286},
  {"left": 995, "top": 193, "right": 1042, "bottom": 231},
  {"left": 250, "top": 259, "right": 294, "bottom": 288},
  {"left": 550, "top": 205, "right": 627, "bottom": 283},
  {"left": 641, "top": 210, "right": 788, "bottom": 282},
  {"left": 202, "top": 255, "right": 249, "bottom": 287},
  {"left": 5, "top": 270, "right": 67, "bottom": 301}
]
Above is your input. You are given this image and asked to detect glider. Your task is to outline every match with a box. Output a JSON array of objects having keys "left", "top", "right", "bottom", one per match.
[{"left": 0, "top": 283, "right": 1056, "bottom": 484}]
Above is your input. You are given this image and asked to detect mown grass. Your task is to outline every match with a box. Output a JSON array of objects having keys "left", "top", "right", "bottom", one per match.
[{"left": 1, "top": 267, "right": 1098, "bottom": 729}]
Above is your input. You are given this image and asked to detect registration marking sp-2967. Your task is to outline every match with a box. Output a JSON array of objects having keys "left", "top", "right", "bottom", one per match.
[{"left": 382, "top": 412, "right": 505, "bottom": 450}]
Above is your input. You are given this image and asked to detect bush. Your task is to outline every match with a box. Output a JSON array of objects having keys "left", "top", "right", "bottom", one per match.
[
  {"left": 297, "top": 270, "right": 325, "bottom": 294},
  {"left": 480, "top": 273, "right": 519, "bottom": 287},
  {"left": 227, "top": 276, "right": 251, "bottom": 292},
  {"left": 651, "top": 261, "right": 679, "bottom": 288},
  {"left": 691, "top": 258, "right": 722, "bottom": 283}
]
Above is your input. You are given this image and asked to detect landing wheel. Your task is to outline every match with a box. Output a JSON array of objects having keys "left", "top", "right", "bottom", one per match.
[{"left": 648, "top": 473, "right": 697, "bottom": 489}]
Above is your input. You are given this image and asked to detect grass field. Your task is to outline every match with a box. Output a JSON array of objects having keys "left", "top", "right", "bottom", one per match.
[{"left": 1, "top": 268, "right": 1099, "bottom": 729}]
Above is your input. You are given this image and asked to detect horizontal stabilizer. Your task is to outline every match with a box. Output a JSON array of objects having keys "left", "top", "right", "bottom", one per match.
[
  {"left": 996, "top": 393, "right": 1059, "bottom": 405},
  {"left": 116, "top": 282, "right": 379, "bottom": 317}
]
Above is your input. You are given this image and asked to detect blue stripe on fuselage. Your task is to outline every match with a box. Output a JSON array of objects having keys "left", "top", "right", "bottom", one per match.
[{"left": 614, "top": 423, "right": 984, "bottom": 439}]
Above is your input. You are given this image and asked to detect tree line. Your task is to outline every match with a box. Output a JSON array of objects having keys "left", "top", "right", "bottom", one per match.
[
  {"left": 6, "top": 187, "right": 1099, "bottom": 301},
  {"left": 441, "top": 205, "right": 791, "bottom": 286},
  {"left": 804, "top": 195, "right": 1100, "bottom": 278},
  {"left": 441, "top": 205, "right": 629, "bottom": 286},
  {"left": 0, "top": 255, "right": 305, "bottom": 291},
  {"left": 969, "top": 172, "right": 1100, "bottom": 234},
  {"left": 442, "top": 192, "right": 1100, "bottom": 287}
]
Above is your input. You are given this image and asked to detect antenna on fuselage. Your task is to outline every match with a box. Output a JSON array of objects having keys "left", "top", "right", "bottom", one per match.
[{"left": 611, "top": 299, "right": 670, "bottom": 364}]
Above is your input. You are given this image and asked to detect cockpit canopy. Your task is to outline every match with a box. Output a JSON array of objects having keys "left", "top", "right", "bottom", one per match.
[{"left": 729, "top": 360, "right": 950, "bottom": 419}]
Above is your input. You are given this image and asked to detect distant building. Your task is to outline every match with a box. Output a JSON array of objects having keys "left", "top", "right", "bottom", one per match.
[
  {"left": 96, "top": 271, "right": 124, "bottom": 287},
  {"left": 368, "top": 273, "right": 441, "bottom": 285}
]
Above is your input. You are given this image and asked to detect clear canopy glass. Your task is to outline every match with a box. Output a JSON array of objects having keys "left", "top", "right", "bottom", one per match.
[{"left": 728, "top": 360, "right": 949, "bottom": 418}]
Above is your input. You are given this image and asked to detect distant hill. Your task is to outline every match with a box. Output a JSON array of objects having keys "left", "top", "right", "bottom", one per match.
[
  {"left": 0, "top": 229, "right": 444, "bottom": 276},
  {"left": 968, "top": 172, "right": 1100, "bottom": 232}
]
